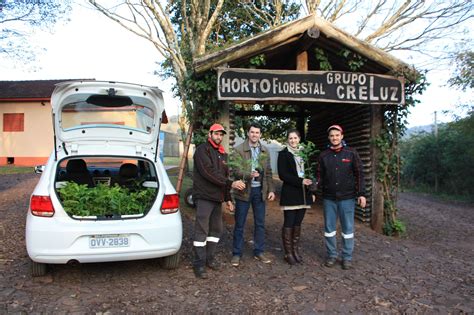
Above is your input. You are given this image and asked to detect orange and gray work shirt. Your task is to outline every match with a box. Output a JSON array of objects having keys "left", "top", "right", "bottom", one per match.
[{"left": 193, "top": 141, "right": 232, "bottom": 203}]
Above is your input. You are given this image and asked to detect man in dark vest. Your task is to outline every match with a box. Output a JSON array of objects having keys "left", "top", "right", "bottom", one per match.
[{"left": 317, "top": 124, "right": 366, "bottom": 270}]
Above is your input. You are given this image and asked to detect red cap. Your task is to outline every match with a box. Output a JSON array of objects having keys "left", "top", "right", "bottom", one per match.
[
  {"left": 327, "top": 124, "right": 343, "bottom": 133},
  {"left": 209, "top": 123, "right": 227, "bottom": 134}
]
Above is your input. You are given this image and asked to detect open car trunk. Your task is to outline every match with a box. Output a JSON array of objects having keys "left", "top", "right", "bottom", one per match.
[{"left": 54, "top": 157, "right": 159, "bottom": 220}]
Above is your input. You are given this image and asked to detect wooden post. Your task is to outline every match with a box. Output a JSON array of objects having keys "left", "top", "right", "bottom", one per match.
[
  {"left": 176, "top": 124, "right": 193, "bottom": 194},
  {"left": 296, "top": 50, "right": 308, "bottom": 141},
  {"left": 371, "top": 106, "right": 384, "bottom": 233},
  {"left": 296, "top": 51, "right": 308, "bottom": 71}
]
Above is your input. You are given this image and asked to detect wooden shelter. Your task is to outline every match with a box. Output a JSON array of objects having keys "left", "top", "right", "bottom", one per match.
[{"left": 193, "top": 14, "right": 417, "bottom": 232}]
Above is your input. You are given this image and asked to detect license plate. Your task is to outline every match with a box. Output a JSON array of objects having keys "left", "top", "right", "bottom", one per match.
[{"left": 89, "top": 234, "right": 130, "bottom": 248}]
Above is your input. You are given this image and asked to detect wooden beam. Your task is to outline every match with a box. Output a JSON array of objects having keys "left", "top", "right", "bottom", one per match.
[
  {"left": 194, "top": 14, "right": 417, "bottom": 80},
  {"left": 194, "top": 14, "right": 317, "bottom": 74},
  {"left": 235, "top": 110, "right": 308, "bottom": 118},
  {"left": 370, "top": 106, "right": 384, "bottom": 233},
  {"left": 296, "top": 27, "right": 320, "bottom": 54},
  {"left": 296, "top": 51, "right": 308, "bottom": 71}
]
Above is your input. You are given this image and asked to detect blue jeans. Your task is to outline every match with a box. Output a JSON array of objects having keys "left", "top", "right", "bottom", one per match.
[
  {"left": 232, "top": 186, "right": 266, "bottom": 257},
  {"left": 323, "top": 198, "right": 355, "bottom": 261}
]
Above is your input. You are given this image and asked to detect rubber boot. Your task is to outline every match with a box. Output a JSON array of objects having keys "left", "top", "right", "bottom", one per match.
[
  {"left": 206, "top": 241, "right": 220, "bottom": 270},
  {"left": 293, "top": 226, "right": 303, "bottom": 263},
  {"left": 193, "top": 246, "right": 208, "bottom": 279},
  {"left": 282, "top": 227, "right": 297, "bottom": 265}
]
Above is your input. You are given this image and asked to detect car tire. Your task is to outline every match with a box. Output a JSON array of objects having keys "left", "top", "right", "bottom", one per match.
[
  {"left": 159, "top": 251, "right": 180, "bottom": 269},
  {"left": 184, "top": 188, "right": 195, "bottom": 208},
  {"left": 31, "top": 260, "right": 47, "bottom": 277}
]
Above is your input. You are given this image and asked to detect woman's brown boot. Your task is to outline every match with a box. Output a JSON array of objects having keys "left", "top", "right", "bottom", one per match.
[
  {"left": 282, "top": 227, "right": 297, "bottom": 265},
  {"left": 293, "top": 226, "right": 303, "bottom": 263}
]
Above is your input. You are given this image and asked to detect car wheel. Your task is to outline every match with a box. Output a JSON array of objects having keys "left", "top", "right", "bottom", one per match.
[
  {"left": 184, "top": 188, "right": 195, "bottom": 208},
  {"left": 31, "top": 260, "right": 47, "bottom": 277},
  {"left": 159, "top": 251, "right": 180, "bottom": 269}
]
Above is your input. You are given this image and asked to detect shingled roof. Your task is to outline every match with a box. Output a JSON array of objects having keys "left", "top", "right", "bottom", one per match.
[{"left": 0, "top": 79, "right": 91, "bottom": 100}]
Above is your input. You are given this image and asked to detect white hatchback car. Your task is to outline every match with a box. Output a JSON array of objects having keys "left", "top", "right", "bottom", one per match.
[{"left": 26, "top": 80, "right": 182, "bottom": 276}]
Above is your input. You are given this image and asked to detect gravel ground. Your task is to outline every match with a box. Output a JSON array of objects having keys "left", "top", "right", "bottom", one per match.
[{"left": 0, "top": 173, "right": 473, "bottom": 313}]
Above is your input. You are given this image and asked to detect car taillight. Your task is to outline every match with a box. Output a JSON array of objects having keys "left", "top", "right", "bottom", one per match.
[
  {"left": 161, "top": 194, "right": 179, "bottom": 214},
  {"left": 30, "top": 195, "right": 55, "bottom": 217}
]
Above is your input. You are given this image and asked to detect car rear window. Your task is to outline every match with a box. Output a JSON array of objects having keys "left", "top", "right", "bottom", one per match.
[{"left": 60, "top": 94, "right": 155, "bottom": 134}]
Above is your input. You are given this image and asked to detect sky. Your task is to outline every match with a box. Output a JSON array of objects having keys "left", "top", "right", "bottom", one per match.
[{"left": 0, "top": 1, "right": 471, "bottom": 128}]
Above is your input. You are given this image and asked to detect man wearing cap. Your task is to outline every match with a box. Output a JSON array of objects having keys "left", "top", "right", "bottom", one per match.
[
  {"left": 317, "top": 124, "right": 366, "bottom": 270},
  {"left": 231, "top": 122, "right": 275, "bottom": 267},
  {"left": 192, "top": 123, "right": 246, "bottom": 279}
]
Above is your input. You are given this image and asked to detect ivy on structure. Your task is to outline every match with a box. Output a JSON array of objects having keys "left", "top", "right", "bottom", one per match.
[
  {"left": 338, "top": 48, "right": 367, "bottom": 71},
  {"left": 314, "top": 47, "right": 332, "bottom": 70},
  {"left": 249, "top": 54, "right": 266, "bottom": 67},
  {"left": 183, "top": 71, "right": 222, "bottom": 145},
  {"left": 375, "top": 71, "right": 428, "bottom": 236}
]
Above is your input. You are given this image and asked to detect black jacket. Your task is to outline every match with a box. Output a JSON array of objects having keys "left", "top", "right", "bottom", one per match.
[
  {"left": 277, "top": 147, "right": 313, "bottom": 207},
  {"left": 193, "top": 141, "right": 232, "bottom": 203},
  {"left": 317, "top": 146, "right": 365, "bottom": 201}
]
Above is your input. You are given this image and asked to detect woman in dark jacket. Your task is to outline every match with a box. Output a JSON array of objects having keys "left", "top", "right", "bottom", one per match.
[{"left": 278, "top": 129, "right": 314, "bottom": 265}]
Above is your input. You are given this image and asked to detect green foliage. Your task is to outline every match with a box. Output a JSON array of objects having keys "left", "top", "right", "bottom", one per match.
[
  {"left": 339, "top": 49, "right": 367, "bottom": 71},
  {"left": 314, "top": 48, "right": 332, "bottom": 71},
  {"left": 160, "top": 0, "right": 301, "bottom": 140},
  {"left": 401, "top": 113, "right": 474, "bottom": 198},
  {"left": 383, "top": 218, "right": 406, "bottom": 237},
  {"left": 228, "top": 149, "right": 268, "bottom": 180},
  {"left": 249, "top": 54, "right": 266, "bottom": 67},
  {"left": 182, "top": 71, "right": 222, "bottom": 146},
  {"left": 376, "top": 71, "right": 428, "bottom": 236},
  {"left": 296, "top": 141, "right": 319, "bottom": 179},
  {"left": 232, "top": 103, "right": 300, "bottom": 142},
  {"left": 448, "top": 50, "right": 473, "bottom": 91},
  {"left": 58, "top": 182, "right": 156, "bottom": 217},
  {"left": 227, "top": 150, "right": 253, "bottom": 179},
  {"left": 209, "top": 1, "right": 300, "bottom": 48}
]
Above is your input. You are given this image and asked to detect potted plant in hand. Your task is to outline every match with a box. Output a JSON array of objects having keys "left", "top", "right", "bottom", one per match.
[
  {"left": 228, "top": 150, "right": 268, "bottom": 182},
  {"left": 227, "top": 149, "right": 252, "bottom": 181},
  {"left": 297, "top": 141, "right": 319, "bottom": 192}
]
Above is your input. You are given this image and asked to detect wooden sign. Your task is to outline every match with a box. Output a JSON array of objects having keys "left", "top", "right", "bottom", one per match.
[{"left": 217, "top": 68, "right": 405, "bottom": 105}]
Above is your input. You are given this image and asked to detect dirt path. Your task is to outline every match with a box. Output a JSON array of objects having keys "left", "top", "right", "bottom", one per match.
[{"left": 0, "top": 174, "right": 472, "bottom": 313}]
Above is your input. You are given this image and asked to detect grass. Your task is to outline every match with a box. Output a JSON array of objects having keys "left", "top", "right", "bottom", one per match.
[
  {"left": 168, "top": 174, "right": 195, "bottom": 217},
  {"left": 401, "top": 185, "right": 474, "bottom": 204},
  {"left": 0, "top": 166, "right": 34, "bottom": 175},
  {"left": 163, "top": 156, "right": 193, "bottom": 170},
  {"left": 163, "top": 156, "right": 181, "bottom": 167}
]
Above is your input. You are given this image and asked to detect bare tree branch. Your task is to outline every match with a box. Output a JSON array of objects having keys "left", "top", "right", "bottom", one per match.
[{"left": 196, "top": 0, "right": 225, "bottom": 56}]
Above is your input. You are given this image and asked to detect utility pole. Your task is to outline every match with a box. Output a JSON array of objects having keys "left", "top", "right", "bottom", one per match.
[{"left": 434, "top": 111, "right": 439, "bottom": 193}]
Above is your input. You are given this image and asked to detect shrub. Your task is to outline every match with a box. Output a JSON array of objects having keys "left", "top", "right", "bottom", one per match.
[{"left": 58, "top": 182, "right": 156, "bottom": 217}]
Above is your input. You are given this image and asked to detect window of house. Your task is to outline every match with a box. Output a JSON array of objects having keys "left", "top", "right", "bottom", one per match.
[{"left": 3, "top": 113, "right": 25, "bottom": 132}]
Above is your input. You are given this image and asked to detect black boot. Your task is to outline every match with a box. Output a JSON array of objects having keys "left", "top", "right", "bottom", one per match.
[
  {"left": 193, "top": 266, "right": 208, "bottom": 279},
  {"left": 206, "top": 241, "right": 220, "bottom": 270},
  {"left": 293, "top": 226, "right": 303, "bottom": 263},
  {"left": 193, "top": 246, "right": 208, "bottom": 279},
  {"left": 282, "top": 227, "right": 297, "bottom": 265}
]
